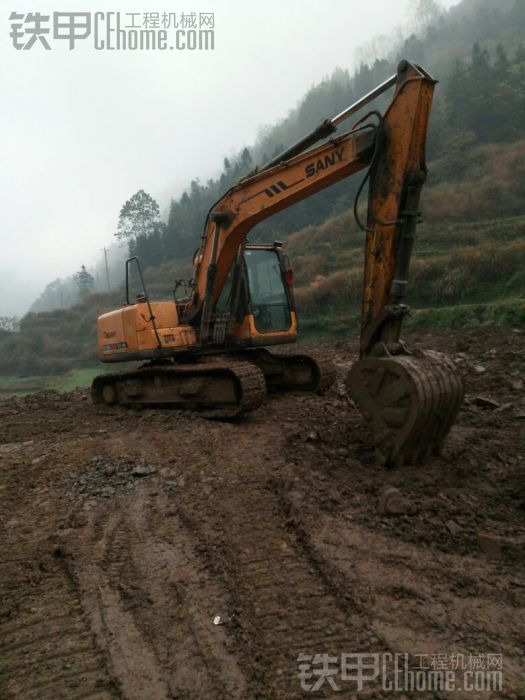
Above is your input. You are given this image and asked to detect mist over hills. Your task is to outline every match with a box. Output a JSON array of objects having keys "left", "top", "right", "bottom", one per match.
[{"left": 1, "top": 0, "right": 524, "bottom": 375}]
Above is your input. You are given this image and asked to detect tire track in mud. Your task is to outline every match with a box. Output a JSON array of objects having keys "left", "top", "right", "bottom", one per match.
[
  {"left": 170, "top": 421, "right": 378, "bottom": 697},
  {"left": 299, "top": 502, "right": 525, "bottom": 692},
  {"left": 55, "top": 417, "right": 380, "bottom": 697},
  {"left": 60, "top": 494, "right": 249, "bottom": 699},
  {"left": 0, "top": 439, "right": 118, "bottom": 700},
  {"left": 0, "top": 558, "right": 118, "bottom": 699}
]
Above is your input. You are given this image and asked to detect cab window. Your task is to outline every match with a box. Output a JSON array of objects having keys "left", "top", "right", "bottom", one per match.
[{"left": 244, "top": 249, "right": 291, "bottom": 333}]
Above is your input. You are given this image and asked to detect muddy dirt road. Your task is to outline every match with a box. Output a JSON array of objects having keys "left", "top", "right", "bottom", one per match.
[{"left": 1, "top": 327, "right": 524, "bottom": 699}]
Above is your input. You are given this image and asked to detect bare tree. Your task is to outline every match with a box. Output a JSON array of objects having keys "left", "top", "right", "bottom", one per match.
[
  {"left": 115, "top": 190, "right": 160, "bottom": 243},
  {"left": 410, "top": 0, "right": 442, "bottom": 31}
]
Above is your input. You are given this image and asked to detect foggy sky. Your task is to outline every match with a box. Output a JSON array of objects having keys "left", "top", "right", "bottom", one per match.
[{"left": 0, "top": 0, "right": 460, "bottom": 316}]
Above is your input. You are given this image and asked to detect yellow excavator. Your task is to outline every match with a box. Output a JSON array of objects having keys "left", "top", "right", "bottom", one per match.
[{"left": 93, "top": 60, "right": 463, "bottom": 466}]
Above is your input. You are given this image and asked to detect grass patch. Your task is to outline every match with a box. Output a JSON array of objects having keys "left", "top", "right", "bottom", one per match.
[
  {"left": 296, "top": 297, "right": 525, "bottom": 341},
  {"left": 52, "top": 367, "right": 106, "bottom": 392},
  {"left": 0, "top": 375, "right": 51, "bottom": 396},
  {"left": 0, "top": 366, "right": 107, "bottom": 398},
  {"left": 297, "top": 312, "right": 360, "bottom": 344},
  {"left": 407, "top": 298, "right": 525, "bottom": 330}
]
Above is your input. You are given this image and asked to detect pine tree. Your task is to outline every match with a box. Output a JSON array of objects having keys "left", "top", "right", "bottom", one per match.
[
  {"left": 75, "top": 265, "right": 94, "bottom": 297},
  {"left": 240, "top": 147, "right": 252, "bottom": 173}
]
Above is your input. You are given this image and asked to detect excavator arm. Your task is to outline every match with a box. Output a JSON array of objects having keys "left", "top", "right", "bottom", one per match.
[
  {"left": 184, "top": 60, "right": 463, "bottom": 465},
  {"left": 360, "top": 60, "right": 435, "bottom": 357}
]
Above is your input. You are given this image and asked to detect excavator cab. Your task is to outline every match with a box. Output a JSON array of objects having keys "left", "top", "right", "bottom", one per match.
[
  {"left": 218, "top": 242, "right": 298, "bottom": 347},
  {"left": 244, "top": 246, "right": 292, "bottom": 334}
]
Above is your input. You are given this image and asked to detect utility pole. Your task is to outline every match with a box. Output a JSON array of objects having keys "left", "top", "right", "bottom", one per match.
[{"left": 103, "top": 247, "right": 111, "bottom": 293}]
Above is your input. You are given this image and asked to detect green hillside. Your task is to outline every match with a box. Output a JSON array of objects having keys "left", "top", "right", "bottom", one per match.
[{"left": 1, "top": 0, "right": 524, "bottom": 381}]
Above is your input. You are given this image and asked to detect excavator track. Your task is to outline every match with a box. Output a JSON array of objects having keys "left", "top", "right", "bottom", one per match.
[
  {"left": 346, "top": 348, "right": 464, "bottom": 467},
  {"left": 237, "top": 348, "right": 336, "bottom": 393},
  {"left": 91, "top": 359, "right": 267, "bottom": 418}
]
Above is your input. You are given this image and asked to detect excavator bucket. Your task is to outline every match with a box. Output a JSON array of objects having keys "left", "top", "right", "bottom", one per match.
[
  {"left": 346, "top": 349, "right": 463, "bottom": 467},
  {"left": 343, "top": 61, "right": 464, "bottom": 465}
]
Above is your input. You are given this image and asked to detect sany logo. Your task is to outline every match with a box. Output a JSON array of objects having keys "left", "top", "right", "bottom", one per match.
[{"left": 305, "top": 146, "right": 345, "bottom": 177}]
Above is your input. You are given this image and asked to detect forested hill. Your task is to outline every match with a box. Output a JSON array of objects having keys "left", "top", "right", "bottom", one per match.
[
  {"left": 2, "top": 0, "right": 525, "bottom": 377},
  {"left": 125, "top": 0, "right": 525, "bottom": 268},
  {"left": 30, "top": 0, "right": 525, "bottom": 304}
]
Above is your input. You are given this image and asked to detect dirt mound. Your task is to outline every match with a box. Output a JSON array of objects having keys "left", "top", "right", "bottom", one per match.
[{"left": 1, "top": 327, "right": 524, "bottom": 699}]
